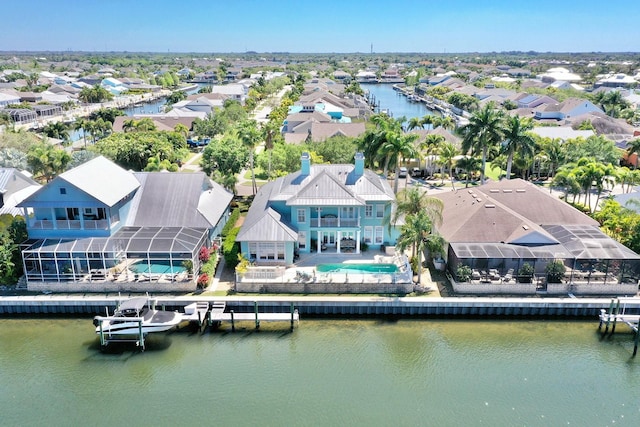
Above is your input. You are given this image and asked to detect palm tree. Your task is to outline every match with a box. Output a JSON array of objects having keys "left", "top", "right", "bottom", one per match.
[
  {"left": 407, "top": 117, "right": 423, "bottom": 131},
  {"left": 389, "top": 187, "right": 444, "bottom": 231},
  {"left": 73, "top": 118, "right": 88, "bottom": 148},
  {"left": 501, "top": 116, "right": 535, "bottom": 179},
  {"left": 237, "top": 119, "right": 262, "bottom": 195},
  {"left": 437, "top": 142, "right": 459, "bottom": 188},
  {"left": 626, "top": 138, "right": 640, "bottom": 169},
  {"left": 380, "top": 132, "right": 417, "bottom": 194},
  {"left": 395, "top": 210, "right": 445, "bottom": 284},
  {"left": 420, "top": 114, "right": 435, "bottom": 129},
  {"left": 42, "top": 122, "right": 70, "bottom": 143},
  {"left": 455, "top": 156, "right": 481, "bottom": 188},
  {"left": 419, "top": 133, "right": 445, "bottom": 178},
  {"left": 460, "top": 103, "right": 506, "bottom": 185},
  {"left": 122, "top": 119, "right": 136, "bottom": 133},
  {"left": 261, "top": 121, "right": 279, "bottom": 179},
  {"left": 540, "top": 138, "right": 565, "bottom": 179}
]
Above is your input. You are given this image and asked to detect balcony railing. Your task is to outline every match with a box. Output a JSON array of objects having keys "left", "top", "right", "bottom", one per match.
[
  {"left": 30, "top": 219, "right": 109, "bottom": 230},
  {"left": 312, "top": 217, "right": 359, "bottom": 228}
]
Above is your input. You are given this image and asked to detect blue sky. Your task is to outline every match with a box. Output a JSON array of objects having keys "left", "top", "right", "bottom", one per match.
[{"left": 2, "top": 0, "right": 639, "bottom": 53}]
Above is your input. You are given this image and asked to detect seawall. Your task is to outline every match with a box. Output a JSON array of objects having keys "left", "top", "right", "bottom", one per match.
[{"left": 0, "top": 295, "right": 633, "bottom": 318}]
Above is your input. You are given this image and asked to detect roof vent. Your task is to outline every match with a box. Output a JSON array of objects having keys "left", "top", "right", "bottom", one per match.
[
  {"left": 503, "top": 189, "right": 512, "bottom": 193},
  {"left": 516, "top": 189, "right": 526, "bottom": 193},
  {"left": 468, "top": 189, "right": 474, "bottom": 194},
  {"left": 485, "top": 204, "right": 495, "bottom": 208},
  {"left": 522, "top": 225, "right": 529, "bottom": 230},
  {"left": 475, "top": 198, "right": 482, "bottom": 203},
  {"left": 489, "top": 189, "right": 500, "bottom": 193}
]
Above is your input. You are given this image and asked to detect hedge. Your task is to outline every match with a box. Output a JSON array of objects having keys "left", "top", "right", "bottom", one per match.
[
  {"left": 221, "top": 208, "right": 240, "bottom": 238},
  {"left": 223, "top": 226, "right": 241, "bottom": 268}
]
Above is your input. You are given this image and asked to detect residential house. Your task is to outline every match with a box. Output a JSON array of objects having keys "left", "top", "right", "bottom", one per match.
[
  {"left": 18, "top": 156, "right": 233, "bottom": 292},
  {"left": 236, "top": 153, "right": 399, "bottom": 266},
  {"left": 534, "top": 98, "right": 602, "bottom": 121},
  {"left": 0, "top": 91, "right": 20, "bottom": 107},
  {"left": 434, "top": 179, "right": 640, "bottom": 295},
  {"left": 0, "top": 168, "right": 40, "bottom": 216},
  {"left": 210, "top": 84, "right": 246, "bottom": 104}
]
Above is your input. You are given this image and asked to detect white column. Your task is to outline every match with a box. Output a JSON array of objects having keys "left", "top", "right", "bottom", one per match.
[
  {"left": 356, "top": 230, "right": 361, "bottom": 254},
  {"left": 317, "top": 231, "right": 322, "bottom": 253},
  {"left": 337, "top": 231, "right": 341, "bottom": 254},
  {"left": 51, "top": 207, "right": 57, "bottom": 229},
  {"left": 79, "top": 208, "right": 85, "bottom": 230}
]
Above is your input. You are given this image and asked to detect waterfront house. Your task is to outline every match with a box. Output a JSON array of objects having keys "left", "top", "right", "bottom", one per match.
[
  {"left": 434, "top": 179, "right": 640, "bottom": 296},
  {"left": 236, "top": 152, "right": 400, "bottom": 266},
  {"left": 534, "top": 98, "right": 602, "bottom": 121},
  {"left": 0, "top": 168, "right": 40, "bottom": 216},
  {"left": 17, "top": 156, "right": 233, "bottom": 292}
]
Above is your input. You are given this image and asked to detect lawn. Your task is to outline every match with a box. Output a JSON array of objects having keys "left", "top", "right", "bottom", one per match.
[{"left": 484, "top": 163, "right": 504, "bottom": 181}]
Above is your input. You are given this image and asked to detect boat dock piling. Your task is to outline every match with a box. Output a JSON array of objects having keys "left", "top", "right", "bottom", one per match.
[
  {"left": 598, "top": 298, "right": 640, "bottom": 356},
  {"left": 211, "top": 301, "right": 299, "bottom": 332}
]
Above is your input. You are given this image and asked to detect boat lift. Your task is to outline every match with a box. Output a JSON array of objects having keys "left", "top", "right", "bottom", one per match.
[{"left": 598, "top": 297, "right": 640, "bottom": 356}]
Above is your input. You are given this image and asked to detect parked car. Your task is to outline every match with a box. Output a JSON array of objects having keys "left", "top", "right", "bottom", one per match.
[
  {"left": 411, "top": 167, "right": 421, "bottom": 177},
  {"left": 398, "top": 167, "right": 408, "bottom": 178},
  {"left": 187, "top": 138, "right": 211, "bottom": 148}
]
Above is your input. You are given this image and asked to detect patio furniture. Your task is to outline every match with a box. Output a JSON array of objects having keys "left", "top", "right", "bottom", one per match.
[{"left": 471, "top": 269, "right": 481, "bottom": 280}]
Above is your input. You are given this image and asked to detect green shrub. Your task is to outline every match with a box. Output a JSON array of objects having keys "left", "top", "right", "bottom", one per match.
[
  {"left": 456, "top": 264, "right": 472, "bottom": 282},
  {"left": 223, "top": 227, "right": 241, "bottom": 268},
  {"left": 545, "top": 260, "right": 566, "bottom": 283},
  {"left": 222, "top": 208, "right": 240, "bottom": 238}
]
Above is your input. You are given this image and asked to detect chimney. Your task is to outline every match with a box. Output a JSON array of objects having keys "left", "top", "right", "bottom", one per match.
[
  {"left": 301, "top": 152, "right": 311, "bottom": 175},
  {"left": 354, "top": 152, "right": 364, "bottom": 176}
]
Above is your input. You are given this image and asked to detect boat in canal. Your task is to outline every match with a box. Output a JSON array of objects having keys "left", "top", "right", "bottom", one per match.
[{"left": 93, "top": 297, "right": 183, "bottom": 336}]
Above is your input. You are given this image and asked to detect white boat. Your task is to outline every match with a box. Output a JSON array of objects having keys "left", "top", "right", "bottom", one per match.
[{"left": 93, "top": 297, "right": 183, "bottom": 336}]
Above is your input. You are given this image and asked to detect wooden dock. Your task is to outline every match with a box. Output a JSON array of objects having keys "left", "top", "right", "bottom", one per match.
[
  {"left": 206, "top": 301, "right": 299, "bottom": 332},
  {"left": 598, "top": 298, "right": 640, "bottom": 356}
]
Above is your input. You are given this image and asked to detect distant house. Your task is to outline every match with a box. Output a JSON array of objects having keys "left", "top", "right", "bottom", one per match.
[
  {"left": 534, "top": 98, "right": 602, "bottom": 121},
  {"left": 236, "top": 153, "right": 400, "bottom": 265},
  {"left": 0, "top": 168, "right": 40, "bottom": 216},
  {"left": 18, "top": 156, "right": 233, "bottom": 292},
  {"left": 0, "top": 91, "right": 20, "bottom": 107},
  {"left": 434, "top": 179, "right": 640, "bottom": 296},
  {"left": 210, "top": 84, "right": 246, "bottom": 104}
]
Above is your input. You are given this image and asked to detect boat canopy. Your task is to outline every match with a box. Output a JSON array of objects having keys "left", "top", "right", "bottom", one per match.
[{"left": 117, "top": 297, "right": 147, "bottom": 313}]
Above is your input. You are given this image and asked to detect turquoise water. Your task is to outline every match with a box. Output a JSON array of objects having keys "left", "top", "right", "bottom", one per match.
[
  {"left": 129, "top": 261, "right": 185, "bottom": 275},
  {"left": 317, "top": 263, "right": 399, "bottom": 273},
  {"left": 1, "top": 319, "right": 640, "bottom": 426}
]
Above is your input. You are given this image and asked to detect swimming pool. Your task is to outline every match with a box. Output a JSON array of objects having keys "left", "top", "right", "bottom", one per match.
[
  {"left": 316, "top": 263, "right": 399, "bottom": 274},
  {"left": 130, "top": 261, "right": 186, "bottom": 275}
]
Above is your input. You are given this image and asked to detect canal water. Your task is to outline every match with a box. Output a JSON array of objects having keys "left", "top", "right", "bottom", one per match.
[
  {"left": 361, "top": 83, "right": 434, "bottom": 123},
  {"left": 1, "top": 318, "right": 639, "bottom": 426},
  {"left": 69, "top": 84, "right": 204, "bottom": 142}
]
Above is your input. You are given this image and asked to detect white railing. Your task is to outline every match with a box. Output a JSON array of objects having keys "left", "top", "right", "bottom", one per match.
[
  {"left": 312, "top": 217, "right": 359, "bottom": 227},
  {"left": 30, "top": 219, "right": 109, "bottom": 230}
]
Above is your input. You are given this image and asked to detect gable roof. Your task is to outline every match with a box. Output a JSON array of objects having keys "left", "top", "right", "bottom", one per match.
[
  {"left": 21, "top": 156, "right": 139, "bottom": 207},
  {"left": 286, "top": 169, "right": 364, "bottom": 206},
  {"left": 127, "top": 172, "right": 232, "bottom": 228}
]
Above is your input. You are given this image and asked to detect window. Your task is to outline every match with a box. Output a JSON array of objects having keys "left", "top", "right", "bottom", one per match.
[
  {"left": 376, "top": 204, "right": 384, "bottom": 218},
  {"left": 342, "top": 207, "right": 355, "bottom": 218},
  {"left": 364, "top": 226, "right": 372, "bottom": 244},
  {"left": 297, "top": 209, "right": 306, "bottom": 223},
  {"left": 298, "top": 231, "right": 306, "bottom": 249},
  {"left": 59, "top": 188, "right": 66, "bottom": 195},
  {"left": 365, "top": 205, "right": 373, "bottom": 218},
  {"left": 374, "top": 226, "right": 384, "bottom": 244}
]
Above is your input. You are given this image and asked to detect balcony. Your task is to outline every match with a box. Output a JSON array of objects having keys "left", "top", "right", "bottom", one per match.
[
  {"left": 312, "top": 217, "right": 359, "bottom": 228},
  {"left": 30, "top": 219, "right": 109, "bottom": 231}
]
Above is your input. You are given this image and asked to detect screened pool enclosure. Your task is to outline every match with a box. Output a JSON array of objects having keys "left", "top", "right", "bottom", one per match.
[{"left": 22, "top": 226, "right": 209, "bottom": 284}]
